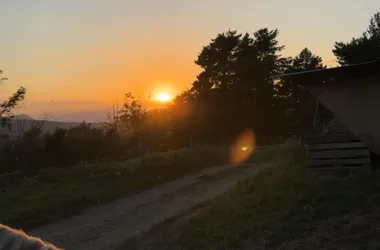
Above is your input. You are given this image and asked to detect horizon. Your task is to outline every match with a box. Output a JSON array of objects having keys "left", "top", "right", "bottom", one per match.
[
  {"left": 1, "top": 0, "right": 379, "bottom": 121},
  {"left": 11, "top": 98, "right": 170, "bottom": 122}
]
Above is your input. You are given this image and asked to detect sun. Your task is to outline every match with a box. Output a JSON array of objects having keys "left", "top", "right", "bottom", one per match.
[{"left": 156, "top": 92, "right": 171, "bottom": 102}]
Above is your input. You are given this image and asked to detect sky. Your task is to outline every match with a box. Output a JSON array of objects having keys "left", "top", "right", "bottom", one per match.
[{"left": 0, "top": 0, "right": 379, "bottom": 120}]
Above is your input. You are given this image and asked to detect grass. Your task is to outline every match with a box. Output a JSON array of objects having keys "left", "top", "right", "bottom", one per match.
[
  {"left": 124, "top": 141, "right": 380, "bottom": 250},
  {"left": 0, "top": 145, "right": 276, "bottom": 230}
]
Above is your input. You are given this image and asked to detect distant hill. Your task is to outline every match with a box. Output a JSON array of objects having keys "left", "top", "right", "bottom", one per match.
[
  {"left": 50, "top": 105, "right": 169, "bottom": 123},
  {"left": 13, "top": 114, "right": 35, "bottom": 120},
  {"left": 52, "top": 111, "right": 108, "bottom": 123},
  {"left": 1, "top": 104, "right": 169, "bottom": 140},
  {"left": 1, "top": 117, "right": 103, "bottom": 140}
]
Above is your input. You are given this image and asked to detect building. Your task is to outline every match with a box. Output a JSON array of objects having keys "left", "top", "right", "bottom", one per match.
[{"left": 278, "top": 60, "right": 380, "bottom": 168}]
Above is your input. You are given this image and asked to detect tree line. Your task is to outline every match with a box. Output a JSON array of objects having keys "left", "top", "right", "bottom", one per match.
[{"left": 1, "top": 12, "right": 379, "bottom": 174}]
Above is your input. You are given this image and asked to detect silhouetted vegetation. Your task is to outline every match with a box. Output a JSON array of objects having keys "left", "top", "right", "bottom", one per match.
[
  {"left": 0, "top": 28, "right": 321, "bottom": 175},
  {"left": 0, "top": 122, "right": 129, "bottom": 173},
  {"left": 333, "top": 13, "right": 380, "bottom": 65},
  {"left": 2, "top": 12, "right": 380, "bottom": 175},
  {"left": 0, "top": 70, "right": 26, "bottom": 127},
  {"left": 1, "top": 12, "right": 380, "bottom": 232}
]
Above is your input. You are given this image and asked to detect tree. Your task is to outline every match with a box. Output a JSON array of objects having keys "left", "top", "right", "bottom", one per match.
[
  {"left": 333, "top": 12, "right": 380, "bottom": 65},
  {"left": 195, "top": 30, "right": 241, "bottom": 93},
  {"left": 172, "top": 28, "right": 290, "bottom": 145},
  {"left": 103, "top": 103, "right": 122, "bottom": 136},
  {"left": 0, "top": 70, "right": 27, "bottom": 126},
  {"left": 119, "top": 92, "right": 146, "bottom": 136},
  {"left": 277, "top": 48, "right": 325, "bottom": 101},
  {"left": 276, "top": 48, "right": 325, "bottom": 136}
]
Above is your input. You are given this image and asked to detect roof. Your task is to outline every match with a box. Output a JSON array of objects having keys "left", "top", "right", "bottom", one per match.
[{"left": 274, "top": 60, "right": 380, "bottom": 86}]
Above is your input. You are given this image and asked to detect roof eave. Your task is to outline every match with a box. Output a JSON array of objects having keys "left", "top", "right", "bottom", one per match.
[{"left": 273, "top": 60, "right": 380, "bottom": 86}]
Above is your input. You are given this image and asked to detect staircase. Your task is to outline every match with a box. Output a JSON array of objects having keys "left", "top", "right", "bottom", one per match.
[{"left": 304, "top": 118, "right": 370, "bottom": 168}]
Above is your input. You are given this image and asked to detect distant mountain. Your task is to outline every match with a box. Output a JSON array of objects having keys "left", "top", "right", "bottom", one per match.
[
  {"left": 52, "top": 111, "right": 108, "bottom": 123},
  {"left": 1, "top": 118, "right": 104, "bottom": 140},
  {"left": 13, "top": 114, "right": 35, "bottom": 120}
]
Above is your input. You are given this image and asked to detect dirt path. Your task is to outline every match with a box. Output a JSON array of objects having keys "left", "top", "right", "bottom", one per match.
[{"left": 28, "top": 162, "right": 269, "bottom": 250}]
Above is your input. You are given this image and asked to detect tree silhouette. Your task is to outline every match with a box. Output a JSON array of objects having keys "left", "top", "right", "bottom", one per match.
[
  {"left": 119, "top": 92, "right": 146, "bottom": 135},
  {"left": 171, "top": 28, "right": 290, "bottom": 145},
  {"left": 276, "top": 48, "right": 325, "bottom": 136},
  {"left": 333, "top": 12, "right": 380, "bottom": 65},
  {"left": 0, "top": 70, "right": 27, "bottom": 127}
]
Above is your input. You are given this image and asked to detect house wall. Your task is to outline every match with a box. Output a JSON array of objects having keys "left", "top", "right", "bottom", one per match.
[{"left": 307, "top": 81, "right": 380, "bottom": 154}]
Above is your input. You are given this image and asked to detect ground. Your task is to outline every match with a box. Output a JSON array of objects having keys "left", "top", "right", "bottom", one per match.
[
  {"left": 120, "top": 145, "right": 380, "bottom": 250},
  {"left": 10, "top": 140, "right": 380, "bottom": 250},
  {"left": 0, "top": 146, "right": 275, "bottom": 230},
  {"left": 28, "top": 161, "right": 270, "bottom": 250}
]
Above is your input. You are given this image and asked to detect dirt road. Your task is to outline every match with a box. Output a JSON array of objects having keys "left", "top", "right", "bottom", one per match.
[{"left": 29, "top": 162, "right": 269, "bottom": 250}]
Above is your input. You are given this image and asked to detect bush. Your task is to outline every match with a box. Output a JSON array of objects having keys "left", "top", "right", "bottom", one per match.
[
  {"left": 0, "top": 144, "right": 277, "bottom": 229},
  {"left": 0, "top": 122, "right": 136, "bottom": 174}
]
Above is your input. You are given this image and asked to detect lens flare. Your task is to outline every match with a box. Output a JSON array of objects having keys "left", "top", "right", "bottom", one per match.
[{"left": 229, "top": 129, "right": 256, "bottom": 164}]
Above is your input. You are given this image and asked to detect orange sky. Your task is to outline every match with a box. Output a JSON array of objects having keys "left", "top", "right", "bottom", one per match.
[{"left": 1, "top": 0, "right": 379, "bottom": 119}]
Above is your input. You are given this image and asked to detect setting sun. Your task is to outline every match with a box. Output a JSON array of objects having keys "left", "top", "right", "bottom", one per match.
[{"left": 156, "top": 92, "right": 171, "bottom": 102}]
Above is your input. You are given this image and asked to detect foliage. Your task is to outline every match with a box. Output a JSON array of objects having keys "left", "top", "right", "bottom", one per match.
[
  {"left": 4, "top": 13, "right": 380, "bottom": 175},
  {"left": 102, "top": 104, "right": 123, "bottom": 136},
  {"left": 0, "top": 93, "right": 175, "bottom": 175},
  {"left": 0, "top": 70, "right": 27, "bottom": 127},
  {"left": 0, "top": 122, "right": 131, "bottom": 174},
  {"left": 168, "top": 29, "right": 286, "bottom": 145},
  {"left": 276, "top": 48, "right": 328, "bottom": 136},
  {"left": 33, "top": 10, "right": 374, "bottom": 156},
  {"left": 168, "top": 30, "right": 325, "bottom": 146},
  {"left": 119, "top": 92, "right": 146, "bottom": 135},
  {"left": 0, "top": 29, "right": 326, "bottom": 174},
  {"left": 333, "top": 12, "right": 380, "bottom": 65}
]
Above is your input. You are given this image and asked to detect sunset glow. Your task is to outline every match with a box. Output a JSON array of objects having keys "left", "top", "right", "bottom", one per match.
[
  {"left": 1, "top": 1, "right": 375, "bottom": 118},
  {"left": 156, "top": 92, "right": 171, "bottom": 102}
]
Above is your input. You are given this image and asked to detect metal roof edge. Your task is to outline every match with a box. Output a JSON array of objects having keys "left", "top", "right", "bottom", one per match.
[{"left": 271, "top": 59, "right": 380, "bottom": 79}]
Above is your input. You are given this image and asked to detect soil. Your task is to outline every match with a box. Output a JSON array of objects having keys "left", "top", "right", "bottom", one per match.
[{"left": 29, "top": 162, "right": 269, "bottom": 250}]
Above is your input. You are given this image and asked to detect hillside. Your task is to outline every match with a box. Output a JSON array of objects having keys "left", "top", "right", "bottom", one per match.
[
  {"left": 13, "top": 114, "right": 34, "bottom": 120},
  {"left": 1, "top": 117, "right": 103, "bottom": 140}
]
